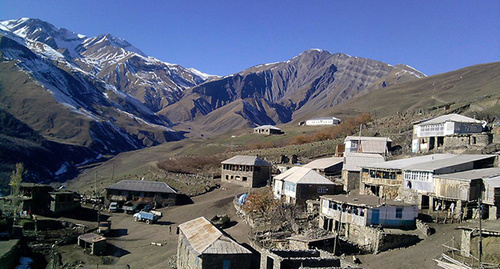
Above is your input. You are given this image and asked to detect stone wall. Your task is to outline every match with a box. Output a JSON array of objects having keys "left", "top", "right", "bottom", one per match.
[{"left": 444, "top": 133, "right": 491, "bottom": 150}]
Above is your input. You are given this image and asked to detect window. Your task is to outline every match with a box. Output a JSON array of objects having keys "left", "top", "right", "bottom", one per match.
[
  {"left": 396, "top": 207, "right": 403, "bottom": 218},
  {"left": 223, "top": 260, "right": 231, "bottom": 269},
  {"left": 242, "top": 177, "right": 247, "bottom": 181}
]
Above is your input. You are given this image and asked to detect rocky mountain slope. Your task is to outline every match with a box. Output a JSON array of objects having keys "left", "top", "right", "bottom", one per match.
[
  {"left": 161, "top": 49, "right": 425, "bottom": 134},
  {"left": 0, "top": 18, "right": 214, "bottom": 182}
]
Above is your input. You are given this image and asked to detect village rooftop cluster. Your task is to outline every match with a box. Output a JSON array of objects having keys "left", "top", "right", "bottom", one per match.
[{"left": 1, "top": 113, "right": 499, "bottom": 268}]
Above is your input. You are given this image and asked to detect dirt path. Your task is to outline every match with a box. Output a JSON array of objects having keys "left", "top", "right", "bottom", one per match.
[{"left": 59, "top": 183, "right": 251, "bottom": 268}]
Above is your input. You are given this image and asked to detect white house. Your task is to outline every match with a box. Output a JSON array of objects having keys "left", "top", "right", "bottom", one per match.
[
  {"left": 412, "top": 114, "right": 486, "bottom": 153},
  {"left": 344, "top": 136, "right": 392, "bottom": 155},
  {"left": 305, "top": 117, "right": 341, "bottom": 126},
  {"left": 273, "top": 167, "right": 342, "bottom": 205}
]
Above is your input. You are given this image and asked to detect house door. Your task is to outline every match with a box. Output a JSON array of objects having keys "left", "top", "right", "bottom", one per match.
[
  {"left": 372, "top": 209, "right": 380, "bottom": 225},
  {"left": 421, "top": 195, "right": 429, "bottom": 209}
]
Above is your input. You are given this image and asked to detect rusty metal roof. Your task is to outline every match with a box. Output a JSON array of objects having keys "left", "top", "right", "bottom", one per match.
[
  {"left": 78, "top": 233, "right": 106, "bottom": 243},
  {"left": 178, "top": 217, "right": 251, "bottom": 255}
]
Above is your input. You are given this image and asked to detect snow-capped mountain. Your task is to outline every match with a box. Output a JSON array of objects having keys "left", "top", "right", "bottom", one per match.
[
  {"left": 0, "top": 18, "right": 215, "bottom": 112},
  {"left": 0, "top": 17, "right": 216, "bottom": 172}
]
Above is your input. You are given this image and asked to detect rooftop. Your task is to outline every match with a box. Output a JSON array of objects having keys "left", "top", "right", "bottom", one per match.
[
  {"left": 178, "top": 217, "right": 251, "bottom": 255},
  {"left": 307, "top": 116, "right": 341, "bottom": 121},
  {"left": 322, "top": 194, "right": 412, "bottom": 207},
  {"left": 254, "top": 125, "right": 281, "bottom": 130},
  {"left": 78, "top": 233, "right": 106, "bottom": 243},
  {"left": 221, "top": 155, "right": 271, "bottom": 166},
  {"left": 484, "top": 175, "right": 500, "bottom": 188},
  {"left": 304, "top": 157, "right": 343, "bottom": 170},
  {"left": 362, "top": 154, "right": 496, "bottom": 172},
  {"left": 274, "top": 167, "right": 338, "bottom": 185},
  {"left": 105, "top": 180, "right": 177, "bottom": 194},
  {"left": 435, "top": 168, "right": 500, "bottom": 181},
  {"left": 345, "top": 136, "right": 392, "bottom": 142},
  {"left": 416, "top": 113, "right": 483, "bottom": 126},
  {"left": 343, "top": 153, "right": 385, "bottom": 171}
]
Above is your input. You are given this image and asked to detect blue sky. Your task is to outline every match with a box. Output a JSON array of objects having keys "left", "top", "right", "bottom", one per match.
[{"left": 1, "top": 0, "right": 499, "bottom": 76}]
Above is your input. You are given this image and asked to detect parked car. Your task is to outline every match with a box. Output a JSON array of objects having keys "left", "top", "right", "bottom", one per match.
[
  {"left": 123, "top": 202, "right": 148, "bottom": 214},
  {"left": 133, "top": 211, "right": 161, "bottom": 224},
  {"left": 109, "top": 202, "right": 119, "bottom": 212}
]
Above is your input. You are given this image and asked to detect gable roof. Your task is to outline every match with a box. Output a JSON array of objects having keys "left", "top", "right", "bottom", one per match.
[
  {"left": 343, "top": 153, "right": 385, "bottom": 171},
  {"left": 416, "top": 114, "right": 483, "bottom": 126},
  {"left": 362, "top": 154, "right": 496, "bottom": 172},
  {"left": 304, "top": 157, "right": 343, "bottom": 170},
  {"left": 105, "top": 180, "right": 177, "bottom": 194},
  {"left": 221, "top": 155, "right": 271, "bottom": 166},
  {"left": 484, "top": 175, "right": 500, "bottom": 188},
  {"left": 274, "top": 167, "right": 336, "bottom": 185},
  {"left": 178, "top": 217, "right": 252, "bottom": 255},
  {"left": 254, "top": 125, "right": 281, "bottom": 130}
]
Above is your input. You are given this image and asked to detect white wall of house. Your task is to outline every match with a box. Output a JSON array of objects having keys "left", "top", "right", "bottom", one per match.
[
  {"left": 283, "top": 182, "right": 297, "bottom": 199},
  {"left": 273, "top": 180, "right": 283, "bottom": 199},
  {"left": 306, "top": 118, "right": 340, "bottom": 126},
  {"left": 403, "top": 170, "right": 434, "bottom": 193}
]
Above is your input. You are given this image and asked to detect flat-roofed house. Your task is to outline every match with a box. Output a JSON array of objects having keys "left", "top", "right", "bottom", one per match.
[
  {"left": 304, "top": 157, "right": 343, "bottom": 176},
  {"left": 342, "top": 153, "right": 385, "bottom": 192},
  {"left": 344, "top": 136, "right": 392, "bottom": 155},
  {"left": 319, "top": 194, "right": 418, "bottom": 253},
  {"left": 305, "top": 117, "right": 341, "bottom": 126},
  {"left": 432, "top": 168, "right": 500, "bottom": 221},
  {"left": 177, "top": 217, "right": 253, "bottom": 269},
  {"left": 412, "top": 114, "right": 488, "bottom": 153},
  {"left": 105, "top": 180, "right": 177, "bottom": 208},
  {"left": 273, "top": 167, "right": 342, "bottom": 206},
  {"left": 254, "top": 125, "right": 284, "bottom": 135},
  {"left": 361, "top": 154, "right": 496, "bottom": 208},
  {"left": 221, "top": 155, "right": 271, "bottom": 188}
]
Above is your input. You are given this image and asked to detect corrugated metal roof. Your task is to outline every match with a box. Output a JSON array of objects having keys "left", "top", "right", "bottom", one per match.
[
  {"left": 105, "top": 180, "right": 177, "bottom": 194},
  {"left": 78, "top": 233, "right": 106, "bottom": 243},
  {"left": 343, "top": 153, "right": 385, "bottom": 171},
  {"left": 274, "top": 167, "right": 337, "bottom": 185},
  {"left": 254, "top": 125, "right": 282, "bottom": 130},
  {"left": 363, "top": 154, "right": 496, "bottom": 172},
  {"left": 179, "top": 217, "right": 251, "bottom": 255},
  {"left": 322, "top": 194, "right": 412, "bottom": 207},
  {"left": 484, "top": 175, "right": 500, "bottom": 188},
  {"left": 304, "top": 157, "right": 343, "bottom": 170},
  {"left": 221, "top": 155, "right": 271, "bottom": 166},
  {"left": 308, "top": 116, "right": 341, "bottom": 121},
  {"left": 345, "top": 136, "right": 392, "bottom": 142},
  {"left": 436, "top": 168, "right": 500, "bottom": 181},
  {"left": 416, "top": 114, "right": 482, "bottom": 126}
]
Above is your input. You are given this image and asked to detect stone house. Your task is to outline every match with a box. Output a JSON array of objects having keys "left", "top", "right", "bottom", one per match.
[
  {"left": 361, "top": 154, "right": 497, "bottom": 208},
  {"left": 105, "top": 180, "right": 177, "bottom": 208},
  {"left": 342, "top": 153, "right": 385, "bottom": 192},
  {"left": 177, "top": 217, "right": 253, "bottom": 269},
  {"left": 254, "top": 125, "right": 284, "bottom": 135},
  {"left": 344, "top": 136, "right": 392, "bottom": 155},
  {"left": 0, "top": 183, "right": 79, "bottom": 216},
  {"left": 221, "top": 155, "right": 271, "bottom": 188},
  {"left": 260, "top": 249, "right": 340, "bottom": 269},
  {"left": 319, "top": 194, "right": 419, "bottom": 253},
  {"left": 273, "top": 167, "right": 342, "bottom": 206},
  {"left": 77, "top": 233, "right": 106, "bottom": 255},
  {"left": 411, "top": 114, "right": 488, "bottom": 153},
  {"left": 303, "top": 157, "right": 343, "bottom": 177},
  {"left": 305, "top": 116, "right": 341, "bottom": 126}
]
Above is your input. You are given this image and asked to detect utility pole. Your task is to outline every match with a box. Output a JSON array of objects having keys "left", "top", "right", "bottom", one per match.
[{"left": 478, "top": 197, "right": 483, "bottom": 265}]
